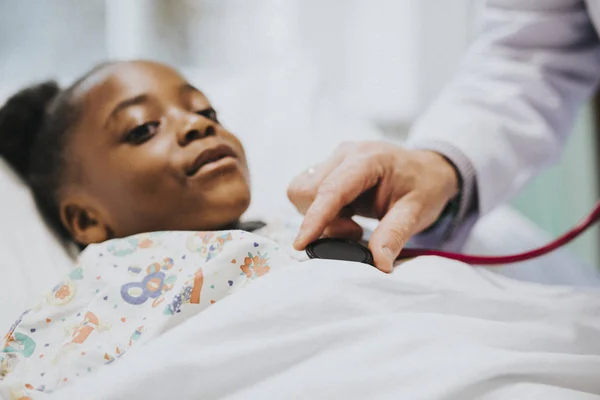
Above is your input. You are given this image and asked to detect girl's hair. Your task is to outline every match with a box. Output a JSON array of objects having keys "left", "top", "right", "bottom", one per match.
[
  {"left": 0, "top": 64, "right": 111, "bottom": 242},
  {"left": 0, "top": 81, "right": 75, "bottom": 240}
]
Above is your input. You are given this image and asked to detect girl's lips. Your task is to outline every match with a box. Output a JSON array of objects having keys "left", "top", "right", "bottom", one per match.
[
  {"left": 190, "top": 156, "right": 240, "bottom": 178},
  {"left": 186, "top": 144, "right": 238, "bottom": 177}
]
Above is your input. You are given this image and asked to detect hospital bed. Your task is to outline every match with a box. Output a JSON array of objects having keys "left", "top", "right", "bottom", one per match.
[
  {"left": 1, "top": 66, "right": 600, "bottom": 399},
  {"left": 1, "top": 64, "right": 600, "bottom": 331}
]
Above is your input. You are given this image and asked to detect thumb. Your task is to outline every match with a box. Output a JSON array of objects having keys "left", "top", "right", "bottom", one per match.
[{"left": 369, "top": 195, "right": 422, "bottom": 273}]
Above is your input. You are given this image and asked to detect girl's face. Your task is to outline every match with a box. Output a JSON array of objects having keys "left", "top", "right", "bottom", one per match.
[{"left": 60, "top": 61, "right": 251, "bottom": 245}]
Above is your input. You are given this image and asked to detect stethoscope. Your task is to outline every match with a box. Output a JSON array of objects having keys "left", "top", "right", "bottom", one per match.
[{"left": 306, "top": 200, "right": 600, "bottom": 266}]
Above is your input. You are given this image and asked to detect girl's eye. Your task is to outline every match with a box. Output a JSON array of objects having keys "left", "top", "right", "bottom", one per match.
[
  {"left": 125, "top": 122, "right": 160, "bottom": 144},
  {"left": 196, "top": 108, "right": 218, "bottom": 123}
]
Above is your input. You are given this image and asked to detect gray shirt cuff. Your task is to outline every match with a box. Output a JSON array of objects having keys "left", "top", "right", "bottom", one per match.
[{"left": 407, "top": 140, "right": 479, "bottom": 241}]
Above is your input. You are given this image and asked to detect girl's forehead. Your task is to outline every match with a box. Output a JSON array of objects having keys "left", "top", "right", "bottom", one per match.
[
  {"left": 74, "top": 61, "right": 190, "bottom": 105},
  {"left": 72, "top": 62, "right": 202, "bottom": 126}
]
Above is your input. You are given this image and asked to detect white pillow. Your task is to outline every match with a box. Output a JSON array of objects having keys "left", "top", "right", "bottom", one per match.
[{"left": 0, "top": 159, "right": 75, "bottom": 328}]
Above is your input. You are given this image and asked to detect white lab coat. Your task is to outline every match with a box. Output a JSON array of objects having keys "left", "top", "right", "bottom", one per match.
[{"left": 408, "top": 0, "right": 600, "bottom": 218}]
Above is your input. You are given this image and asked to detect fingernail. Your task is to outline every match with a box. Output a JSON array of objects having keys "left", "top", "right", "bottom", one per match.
[{"left": 293, "top": 232, "right": 305, "bottom": 250}]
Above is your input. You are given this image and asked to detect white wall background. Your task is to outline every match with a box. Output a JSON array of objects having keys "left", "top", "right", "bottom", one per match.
[{"left": 2, "top": 0, "right": 476, "bottom": 123}]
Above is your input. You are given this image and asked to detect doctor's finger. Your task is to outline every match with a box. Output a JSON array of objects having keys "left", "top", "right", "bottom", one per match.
[
  {"left": 369, "top": 195, "right": 423, "bottom": 273},
  {"left": 287, "top": 149, "right": 349, "bottom": 214},
  {"left": 323, "top": 217, "right": 364, "bottom": 241},
  {"left": 293, "top": 157, "right": 381, "bottom": 250}
]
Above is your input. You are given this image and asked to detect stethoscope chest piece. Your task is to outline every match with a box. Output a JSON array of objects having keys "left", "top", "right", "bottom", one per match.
[{"left": 306, "top": 238, "right": 374, "bottom": 266}]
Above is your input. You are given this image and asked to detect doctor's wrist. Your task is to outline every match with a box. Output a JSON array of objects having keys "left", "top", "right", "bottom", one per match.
[
  {"left": 432, "top": 147, "right": 477, "bottom": 240},
  {"left": 420, "top": 152, "right": 462, "bottom": 234}
]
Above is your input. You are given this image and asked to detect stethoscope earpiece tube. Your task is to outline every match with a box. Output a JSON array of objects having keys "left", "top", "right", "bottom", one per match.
[{"left": 306, "top": 200, "right": 600, "bottom": 266}]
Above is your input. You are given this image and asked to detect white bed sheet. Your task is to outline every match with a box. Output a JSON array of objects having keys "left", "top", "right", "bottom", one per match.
[
  {"left": 52, "top": 257, "right": 600, "bottom": 399},
  {"left": 0, "top": 161, "right": 75, "bottom": 329}
]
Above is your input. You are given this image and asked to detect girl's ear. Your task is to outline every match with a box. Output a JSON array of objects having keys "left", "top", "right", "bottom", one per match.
[{"left": 59, "top": 196, "right": 112, "bottom": 245}]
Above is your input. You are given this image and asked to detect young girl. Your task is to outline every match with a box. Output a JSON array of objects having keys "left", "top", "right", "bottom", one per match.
[
  {"left": 1, "top": 60, "right": 254, "bottom": 245},
  {"left": 0, "top": 60, "right": 305, "bottom": 398}
]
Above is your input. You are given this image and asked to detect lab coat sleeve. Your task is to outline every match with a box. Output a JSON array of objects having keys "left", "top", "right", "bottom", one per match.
[{"left": 407, "top": 0, "right": 600, "bottom": 221}]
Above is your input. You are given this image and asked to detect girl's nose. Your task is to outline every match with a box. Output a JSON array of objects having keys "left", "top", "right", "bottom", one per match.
[{"left": 178, "top": 116, "right": 216, "bottom": 146}]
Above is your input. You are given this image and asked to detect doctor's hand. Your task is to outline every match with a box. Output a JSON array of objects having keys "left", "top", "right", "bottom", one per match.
[{"left": 287, "top": 141, "right": 459, "bottom": 273}]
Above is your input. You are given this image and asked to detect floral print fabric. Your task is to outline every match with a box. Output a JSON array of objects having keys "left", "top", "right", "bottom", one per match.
[{"left": 0, "top": 229, "right": 295, "bottom": 399}]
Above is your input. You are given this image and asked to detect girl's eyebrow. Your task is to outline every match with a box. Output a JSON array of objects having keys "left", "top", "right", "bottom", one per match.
[
  {"left": 105, "top": 84, "right": 204, "bottom": 128},
  {"left": 105, "top": 94, "right": 149, "bottom": 128},
  {"left": 180, "top": 83, "right": 202, "bottom": 95}
]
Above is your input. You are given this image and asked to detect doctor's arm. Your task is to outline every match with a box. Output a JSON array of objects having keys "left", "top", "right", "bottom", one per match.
[
  {"left": 288, "top": 0, "right": 600, "bottom": 272},
  {"left": 408, "top": 0, "right": 600, "bottom": 243}
]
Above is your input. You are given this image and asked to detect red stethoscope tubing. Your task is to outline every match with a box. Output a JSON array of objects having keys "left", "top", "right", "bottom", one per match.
[{"left": 397, "top": 200, "right": 600, "bottom": 265}]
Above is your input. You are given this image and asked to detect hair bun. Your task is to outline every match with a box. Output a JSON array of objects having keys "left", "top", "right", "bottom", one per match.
[{"left": 0, "top": 81, "right": 61, "bottom": 178}]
